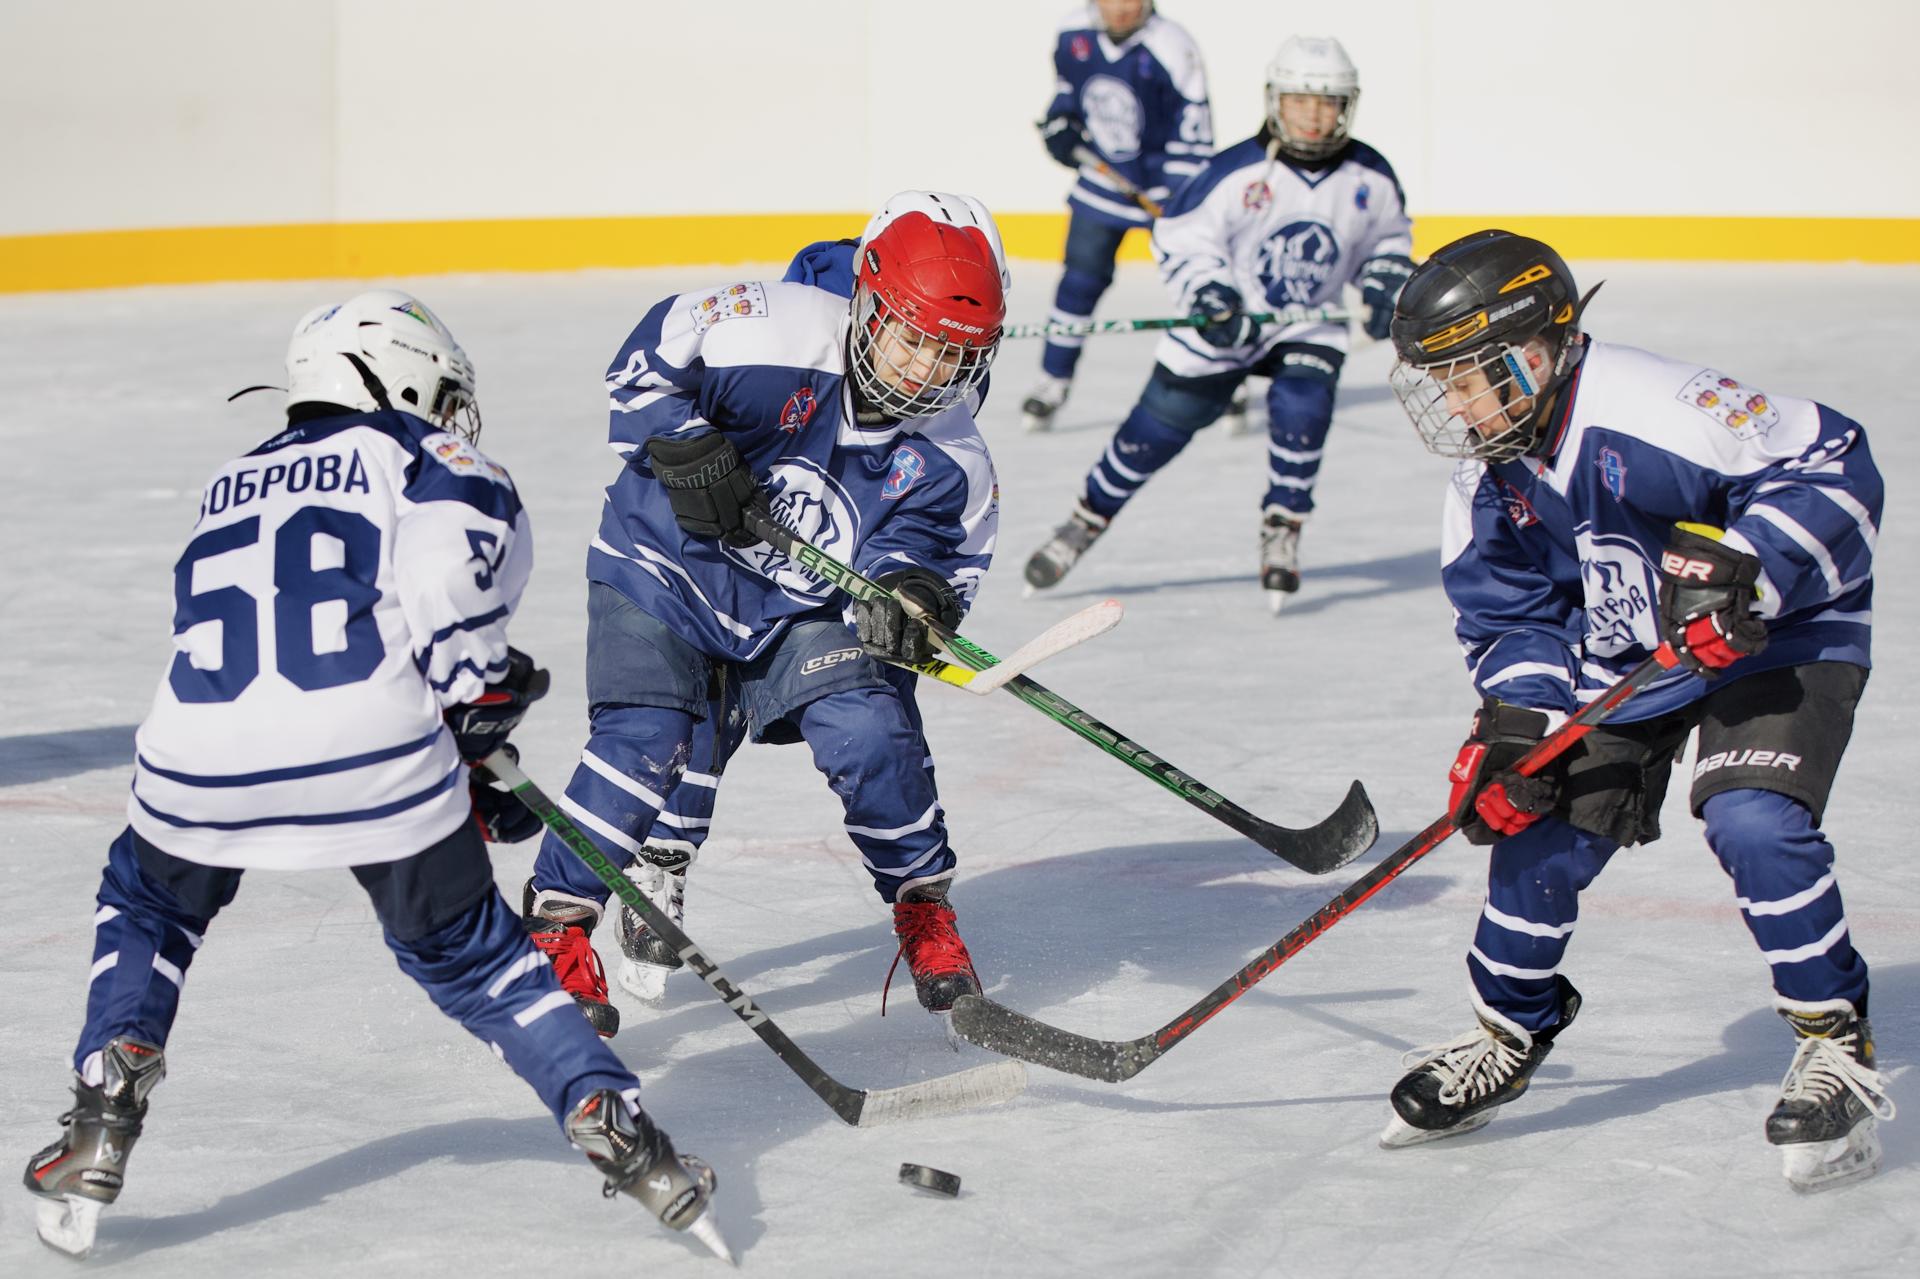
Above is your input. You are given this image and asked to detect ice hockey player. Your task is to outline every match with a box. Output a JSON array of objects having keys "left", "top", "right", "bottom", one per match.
[
  {"left": 1022, "top": 0, "right": 1212, "bottom": 432},
  {"left": 608, "top": 193, "right": 1010, "bottom": 1005},
  {"left": 520, "top": 203, "right": 1007, "bottom": 1035},
  {"left": 1379, "top": 230, "right": 1894, "bottom": 1192},
  {"left": 1024, "top": 35, "right": 1412, "bottom": 610},
  {"left": 20, "top": 291, "right": 728, "bottom": 1261}
]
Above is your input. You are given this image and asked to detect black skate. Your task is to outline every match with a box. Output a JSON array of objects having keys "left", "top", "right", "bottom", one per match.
[
  {"left": 1380, "top": 977, "right": 1581, "bottom": 1148},
  {"left": 1766, "top": 1003, "right": 1894, "bottom": 1192},
  {"left": 1020, "top": 375, "right": 1070, "bottom": 432},
  {"left": 565, "top": 1088, "right": 731, "bottom": 1262},
  {"left": 617, "top": 843, "right": 693, "bottom": 1004},
  {"left": 23, "top": 1036, "right": 167, "bottom": 1258},
  {"left": 1024, "top": 502, "right": 1108, "bottom": 591},
  {"left": 1259, "top": 511, "right": 1303, "bottom": 613}
]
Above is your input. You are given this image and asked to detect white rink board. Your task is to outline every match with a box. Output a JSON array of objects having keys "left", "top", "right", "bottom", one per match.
[{"left": 1, "top": 260, "right": 1917, "bottom": 1276}]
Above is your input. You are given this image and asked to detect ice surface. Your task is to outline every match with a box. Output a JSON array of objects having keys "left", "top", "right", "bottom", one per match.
[{"left": 2, "top": 260, "right": 1916, "bottom": 1276}]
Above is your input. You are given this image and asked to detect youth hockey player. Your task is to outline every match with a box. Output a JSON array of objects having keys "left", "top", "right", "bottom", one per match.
[
  {"left": 609, "top": 193, "right": 1010, "bottom": 1005},
  {"left": 522, "top": 206, "right": 1007, "bottom": 1035},
  {"left": 1380, "top": 230, "right": 1894, "bottom": 1192},
  {"left": 1024, "top": 35, "right": 1412, "bottom": 610},
  {"left": 1022, "top": 0, "right": 1212, "bottom": 432},
  {"left": 21, "top": 291, "right": 726, "bottom": 1260}
]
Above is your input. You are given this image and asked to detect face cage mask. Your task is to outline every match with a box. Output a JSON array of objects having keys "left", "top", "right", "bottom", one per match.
[
  {"left": 426, "top": 377, "right": 483, "bottom": 443},
  {"left": 849, "top": 288, "right": 995, "bottom": 422},
  {"left": 1268, "top": 92, "right": 1354, "bottom": 162},
  {"left": 1389, "top": 340, "right": 1549, "bottom": 464}
]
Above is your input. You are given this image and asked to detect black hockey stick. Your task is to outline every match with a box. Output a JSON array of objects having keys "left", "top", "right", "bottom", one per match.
[
  {"left": 742, "top": 506, "right": 1379, "bottom": 875},
  {"left": 950, "top": 647, "right": 1684, "bottom": 1081},
  {"left": 481, "top": 751, "right": 1028, "bottom": 1126}
]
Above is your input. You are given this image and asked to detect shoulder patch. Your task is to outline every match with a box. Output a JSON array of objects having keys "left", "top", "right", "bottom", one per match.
[
  {"left": 689, "top": 282, "right": 769, "bottom": 335},
  {"left": 1678, "top": 369, "right": 1778, "bottom": 440},
  {"left": 422, "top": 432, "right": 511, "bottom": 484},
  {"left": 881, "top": 444, "right": 927, "bottom": 500}
]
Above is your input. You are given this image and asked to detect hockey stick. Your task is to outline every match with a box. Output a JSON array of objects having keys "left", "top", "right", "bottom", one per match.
[
  {"left": 950, "top": 647, "right": 1685, "bottom": 1081},
  {"left": 741, "top": 508, "right": 1379, "bottom": 875},
  {"left": 892, "top": 598, "right": 1123, "bottom": 696},
  {"left": 1069, "top": 144, "right": 1164, "bottom": 218},
  {"left": 480, "top": 751, "right": 1029, "bottom": 1126},
  {"left": 1002, "top": 305, "right": 1351, "bottom": 342}
]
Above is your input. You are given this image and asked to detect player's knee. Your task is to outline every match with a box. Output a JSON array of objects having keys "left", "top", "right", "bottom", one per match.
[
  {"left": 1062, "top": 222, "right": 1123, "bottom": 281},
  {"left": 1055, "top": 266, "right": 1113, "bottom": 314},
  {"left": 1267, "top": 375, "right": 1336, "bottom": 439},
  {"left": 1701, "top": 789, "right": 1827, "bottom": 877},
  {"left": 1140, "top": 365, "right": 1233, "bottom": 434}
]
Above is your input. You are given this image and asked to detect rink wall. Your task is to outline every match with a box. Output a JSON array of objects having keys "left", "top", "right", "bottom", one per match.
[{"left": 4, "top": 0, "right": 1918, "bottom": 292}]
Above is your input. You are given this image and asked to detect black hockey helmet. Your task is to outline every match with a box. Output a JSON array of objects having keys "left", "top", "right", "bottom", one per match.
[{"left": 1387, "top": 230, "right": 1597, "bottom": 461}]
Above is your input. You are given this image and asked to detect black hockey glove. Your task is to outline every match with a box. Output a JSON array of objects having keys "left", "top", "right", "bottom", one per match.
[
  {"left": 1191, "top": 282, "right": 1256, "bottom": 350},
  {"left": 1039, "top": 113, "right": 1089, "bottom": 169},
  {"left": 1359, "top": 255, "right": 1415, "bottom": 341},
  {"left": 1658, "top": 523, "right": 1769, "bottom": 674},
  {"left": 470, "top": 745, "right": 543, "bottom": 843},
  {"left": 1447, "top": 697, "right": 1559, "bottom": 846},
  {"left": 645, "top": 432, "right": 763, "bottom": 548},
  {"left": 854, "top": 567, "right": 962, "bottom": 664},
  {"left": 446, "top": 648, "right": 549, "bottom": 762}
]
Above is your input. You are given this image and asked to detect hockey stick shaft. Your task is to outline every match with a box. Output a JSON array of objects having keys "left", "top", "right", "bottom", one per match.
[
  {"left": 951, "top": 647, "right": 1683, "bottom": 1080},
  {"left": 1002, "top": 304, "right": 1350, "bottom": 342},
  {"left": 742, "top": 508, "right": 1378, "bottom": 874},
  {"left": 481, "top": 751, "right": 1026, "bottom": 1125},
  {"left": 1069, "top": 145, "right": 1163, "bottom": 218}
]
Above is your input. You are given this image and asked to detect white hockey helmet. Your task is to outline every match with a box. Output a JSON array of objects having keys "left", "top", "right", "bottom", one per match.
[
  {"left": 860, "top": 191, "right": 1012, "bottom": 294},
  {"left": 1265, "top": 36, "right": 1360, "bottom": 163},
  {"left": 285, "top": 289, "right": 481, "bottom": 439}
]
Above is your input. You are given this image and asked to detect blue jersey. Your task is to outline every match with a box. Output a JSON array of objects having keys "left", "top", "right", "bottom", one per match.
[
  {"left": 1046, "top": 5, "right": 1211, "bottom": 228},
  {"left": 1442, "top": 339, "right": 1881, "bottom": 723},
  {"left": 589, "top": 281, "right": 999, "bottom": 663}
]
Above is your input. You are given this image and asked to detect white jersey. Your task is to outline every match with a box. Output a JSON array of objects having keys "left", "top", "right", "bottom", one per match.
[
  {"left": 129, "top": 410, "right": 531, "bottom": 869},
  {"left": 1151, "top": 133, "right": 1412, "bottom": 374}
]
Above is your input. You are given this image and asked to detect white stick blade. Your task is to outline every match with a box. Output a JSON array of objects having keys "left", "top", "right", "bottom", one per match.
[
  {"left": 965, "top": 601, "right": 1123, "bottom": 695},
  {"left": 855, "top": 1060, "right": 1029, "bottom": 1127}
]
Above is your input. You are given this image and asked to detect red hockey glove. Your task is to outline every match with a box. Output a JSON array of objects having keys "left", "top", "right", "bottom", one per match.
[
  {"left": 1658, "top": 523, "right": 1769, "bottom": 673},
  {"left": 1448, "top": 698, "right": 1559, "bottom": 845}
]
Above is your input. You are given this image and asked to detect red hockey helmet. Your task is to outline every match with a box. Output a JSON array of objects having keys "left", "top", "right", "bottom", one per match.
[{"left": 849, "top": 210, "right": 1006, "bottom": 421}]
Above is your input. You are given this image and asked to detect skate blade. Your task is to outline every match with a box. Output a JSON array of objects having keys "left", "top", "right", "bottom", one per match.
[
  {"left": 683, "top": 1211, "right": 736, "bottom": 1265},
  {"left": 1266, "top": 589, "right": 1288, "bottom": 616},
  {"left": 937, "top": 1010, "right": 965, "bottom": 1053},
  {"left": 36, "top": 1194, "right": 102, "bottom": 1258},
  {"left": 1781, "top": 1120, "right": 1882, "bottom": 1193},
  {"left": 617, "top": 958, "right": 675, "bottom": 1005},
  {"left": 1021, "top": 416, "right": 1053, "bottom": 434},
  {"left": 1379, "top": 1110, "right": 1493, "bottom": 1149}
]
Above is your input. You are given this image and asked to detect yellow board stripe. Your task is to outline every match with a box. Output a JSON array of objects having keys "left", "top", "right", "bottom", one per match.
[{"left": 3, "top": 213, "right": 1917, "bottom": 294}]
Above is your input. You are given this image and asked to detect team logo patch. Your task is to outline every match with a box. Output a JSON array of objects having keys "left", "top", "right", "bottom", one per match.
[
  {"left": 724, "top": 460, "right": 860, "bottom": 606},
  {"left": 881, "top": 445, "right": 926, "bottom": 500},
  {"left": 1595, "top": 446, "right": 1628, "bottom": 502},
  {"left": 1678, "top": 369, "right": 1779, "bottom": 440},
  {"left": 391, "top": 300, "right": 433, "bottom": 327},
  {"left": 1080, "top": 74, "right": 1144, "bottom": 161},
  {"left": 1242, "top": 180, "right": 1272, "bottom": 211},
  {"left": 689, "top": 282, "right": 768, "bottom": 335},
  {"left": 778, "top": 387, "right": 816, "bottom": 433},
  {"left": 1070, "top": 33, "right": 1091, "bottom": 60},
  {"left": 1256, "top": 220, "right": 1341, "bottom": 306},
  {"left": 1354, "top": 183, "right": 1370, "bottom": 211},
  {"left": 1495, "top": 477, "right": 1539, "bottom": 528},
  {"left": 1577, "top": 530, "right": 1661, "bottom": 657},
  {"left": 423, "top": 432, "right": 510, "bottom": 484}
]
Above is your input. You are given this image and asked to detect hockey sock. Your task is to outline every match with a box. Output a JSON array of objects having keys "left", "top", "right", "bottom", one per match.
[
  {"left": 1262, "top": 376, "right": 1336, "bottom": 518},
  {"left": 1467, "top": 819, "right": 1616, "bottom": 1034},
  {"left": 797, "top": 687, "right": 954, "bottom": 903},
  {"left": 529, "top": 704, "right": 696, "bottom": 906},
  {"left": 1082, "top": 405, "right": 1197, "bottom": 522}
]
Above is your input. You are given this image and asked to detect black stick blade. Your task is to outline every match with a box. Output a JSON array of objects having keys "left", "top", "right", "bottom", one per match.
[
  {"left": 949, "top": 996, "right": 1155, "bottom": 1083},
  {"left": 1242, "top": 779, "right": 1379, "bottom": 874}
]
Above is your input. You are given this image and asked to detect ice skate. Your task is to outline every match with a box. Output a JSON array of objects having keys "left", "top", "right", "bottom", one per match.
[
  {"left": 1766, "top": 1003, "right": 1894, "bottom": 1193},
  {"left": 616, "top": 843, "right": 694, "bottom": 1004},
  {"left": 888, "top": 881, "right": 982, "bottom": 1013},
  {"left": 1259, "top": 510, "right": 1304, "bottom": 612},
  {"left": 1380, "top": 978, "right": 1581, "bottom": 1148},
  {"left": 1023, "top": 501, "right": 1108, "bottom": 592},
  {"left": 525, "top": 884, "right": 620, "bottom": 1037},
  {"left": 1020, "top": 375, "right": 1071, "bottom": 432},
  {"left": 565, "top": 1088, "right": 731, "bottom": 1263},
  {"left": 23, "top": 1036, "right": 167, "bottom": 1259}
]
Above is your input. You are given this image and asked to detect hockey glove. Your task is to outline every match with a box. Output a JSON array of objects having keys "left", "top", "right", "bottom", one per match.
[
  {"left": 645, "top": 432, "right": 763, "bottom": 548},
  {"left": 446, "top": 648, "right": 549, "bottom": 762},
  {"left": 854, "top": 567, "right": 962, "bottom": 665},
  {"left": 1658, "top": 523, "right": 1769, "bottom": 673},
  {"left": 470, "top": 745, "right": 543, "bottom": 843},
  {"left": 1039, "top": 113, "right": 1090, "bottom": 169},
  {"left": 1447, "top": 697, "right": 1559, "bottom": 845},
  {"left": 1191, "top": 282, "right": 1257, "bottom": 350},
  {"left": 1358, "top": 255, "right": 1414, "bottom": 342}
]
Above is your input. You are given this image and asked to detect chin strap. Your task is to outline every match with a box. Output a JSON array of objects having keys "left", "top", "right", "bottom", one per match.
[{"left": 341, "top": 352, "right": 394, "bottom": 413}]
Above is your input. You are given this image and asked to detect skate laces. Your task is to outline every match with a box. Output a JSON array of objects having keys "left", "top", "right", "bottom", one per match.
[
  {"left": 882, "top": 901, "right": 976, "bottom": 1015},
  {"left": 1402, "top": 1026, "right": 1530, "bottom": 1106},
  {"left": 531, "top": 924, "right": 610, "bottom": 1001},
  {"left": 1779, "top": 1032, "right": 1896, "bottom": 1122}
]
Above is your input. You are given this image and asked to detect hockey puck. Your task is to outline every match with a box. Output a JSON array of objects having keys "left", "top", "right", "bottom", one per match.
[{"left": 898, "top": 1163, "right": 961, "bottom": 1198}]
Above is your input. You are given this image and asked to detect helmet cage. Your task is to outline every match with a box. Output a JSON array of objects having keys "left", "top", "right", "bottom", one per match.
[
  {"left": 849, "top": 283, "right": 996, "bottom": 421},
  {"left": 1267, "top": 87, "right": 1358, "bottom": 163},
  {"left": 1389, "top": 339, "right": 1553, "bottom": 463}
]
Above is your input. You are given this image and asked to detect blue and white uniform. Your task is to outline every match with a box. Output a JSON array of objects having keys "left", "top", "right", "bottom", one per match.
[
  {"left": 1079, "top": 131, "right": 1411, "bottom": 523},
  {"left": 79, "top": 408, "right": 639, "bottom": 1129},
  {"left": 533, "top": 279, "right": 998, "bottom": 907},
  {"left": 1038, "top": 5, "right": 1211, "bottom": 381},
  {"left": 1445, "top": 339, "right": 1882, "bottom": 1031}
]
